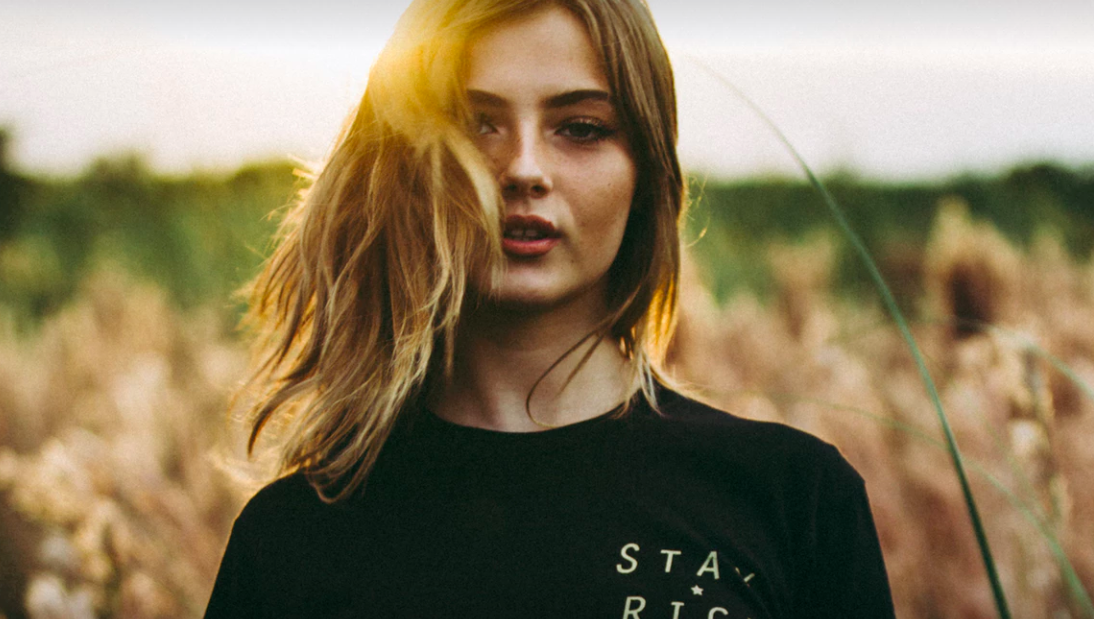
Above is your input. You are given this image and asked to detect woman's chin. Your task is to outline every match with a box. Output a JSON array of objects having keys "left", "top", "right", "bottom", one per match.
[
  {"left": 470, "top": 281, "right": 610, "bottom": 324},
  {"left": 472, "top": 289, "right": 559, "bottom": 313}
]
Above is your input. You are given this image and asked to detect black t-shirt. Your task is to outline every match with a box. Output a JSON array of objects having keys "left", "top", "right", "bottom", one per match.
[{"left": 205, "top": 387, "right": 894, "bottom": 618}]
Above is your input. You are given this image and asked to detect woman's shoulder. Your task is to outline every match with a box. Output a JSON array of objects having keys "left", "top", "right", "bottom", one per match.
[
  {"left": 649, "top": 386, "right": 831, "bottom": 446},
  {"left": 231, "top": 471, "right": 333, "bottom": 534},
  {"left": 643, "top": 385, "right": 863, "bottom": 486}
]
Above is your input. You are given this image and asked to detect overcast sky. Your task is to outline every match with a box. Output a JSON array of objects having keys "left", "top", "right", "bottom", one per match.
[{"left": 3, "top": 0, "right": 1094, "bottom": 179}]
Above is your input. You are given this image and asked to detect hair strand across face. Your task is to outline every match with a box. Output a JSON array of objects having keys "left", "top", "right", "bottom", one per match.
[{"left": 237, "top": 0, "right": 685, "bottom": 501}]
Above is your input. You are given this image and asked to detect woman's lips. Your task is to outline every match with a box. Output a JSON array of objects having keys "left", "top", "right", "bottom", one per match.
[
  {"left": 503, "top": 237, "right": 560, "bottom": 257},
  {"left": 502, "top": 214, "right": 560, "bottom": 258}
]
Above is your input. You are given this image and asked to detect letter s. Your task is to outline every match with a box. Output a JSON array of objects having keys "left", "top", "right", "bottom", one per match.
[{"left": 616, "top": 543, "right": 640, "bottom": 574}]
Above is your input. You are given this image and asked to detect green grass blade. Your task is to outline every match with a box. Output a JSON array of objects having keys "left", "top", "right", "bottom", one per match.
[
  {"left": 826, "top": 313, "right": 1094, "bottom": 612},
  {"left": 694, "top": 60, "right": 1013, "bottom": 618}
]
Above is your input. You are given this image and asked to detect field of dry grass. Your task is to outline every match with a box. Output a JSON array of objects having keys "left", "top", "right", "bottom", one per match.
[
  {"left": 0, "top": 274, "right": 249, "bottom": 619},
  {"left": 1, "top": 200, "right": 1091, "bottom": 618}
]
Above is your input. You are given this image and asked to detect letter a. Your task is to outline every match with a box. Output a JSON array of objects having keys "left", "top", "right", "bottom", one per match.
[
  {"left": 622, "top": 596, "right": 646, "bottom": 618},
  {"left": 696, "top": 551, "right": 721, "bottom": 580},
  {"left": 617, "top": 543, "right": 640, "bottom": 574}
]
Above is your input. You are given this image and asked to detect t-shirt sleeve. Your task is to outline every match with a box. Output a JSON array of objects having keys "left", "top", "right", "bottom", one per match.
[
  {"left": 798, "top": 449, "right": 896, "bottom": 618},
  {"left": 204, "top": 512, "right": 259, "bottom": 619}
]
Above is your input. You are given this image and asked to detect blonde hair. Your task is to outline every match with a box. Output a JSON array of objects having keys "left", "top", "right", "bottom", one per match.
[{"left": 242, "top": 0, "right": 685, "bottom": 502}]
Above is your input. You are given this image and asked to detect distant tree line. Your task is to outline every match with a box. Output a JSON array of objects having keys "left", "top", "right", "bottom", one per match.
[
  {"left": 686, "top": 164, "right": 1094, "bottom": 305},
  {"left": 1, "top": 127, "right": 1091, "bottom": 328},
  {"left": 0, "top": 129, "right": 296, "bottom": 328}
]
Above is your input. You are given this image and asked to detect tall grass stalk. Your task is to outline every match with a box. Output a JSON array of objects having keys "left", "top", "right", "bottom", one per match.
[
  {"left": 694, "top": 60, "right": 1013, "bottom": 618},
  {"left": 839, "top": 315, "right": 1094, "bottom": 406},
  {"left": 976, "top": 320, "right": 1094, "bottom": 405},
  {"left": 759, "top": 390, "right": 1094, "bottom": 617},
  {"left": 825, "top": 312, "right": 1094, "bottom": 614}
]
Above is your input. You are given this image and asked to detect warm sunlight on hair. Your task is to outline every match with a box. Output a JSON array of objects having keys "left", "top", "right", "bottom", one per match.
[{"left": 238, "top": 0, "right": 684, "bottom": 503}]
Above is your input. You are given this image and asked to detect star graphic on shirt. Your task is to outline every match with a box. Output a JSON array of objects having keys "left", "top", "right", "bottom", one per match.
[{"left": 691, "top": 585, "right": 703, "bottom": 596}]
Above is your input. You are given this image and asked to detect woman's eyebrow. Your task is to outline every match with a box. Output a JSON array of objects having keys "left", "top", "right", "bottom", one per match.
[
  {"left": 466, "top": 88, "right": 613, "bottom": 109},
  {"left": 467, "top": 89, "right": 506, "bottom": 107},
  {"left": 543, "top": 89, "right": 612, "bottom": 109}
]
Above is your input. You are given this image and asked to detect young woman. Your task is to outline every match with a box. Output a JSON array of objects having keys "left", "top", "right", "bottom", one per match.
[{"left": 205, "top": 0, "right": 895, "bottom": 617}]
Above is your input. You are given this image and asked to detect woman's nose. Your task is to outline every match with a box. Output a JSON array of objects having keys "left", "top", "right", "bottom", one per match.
[{"left": 499, "top": 131, "right": 552, "bottom": 200}]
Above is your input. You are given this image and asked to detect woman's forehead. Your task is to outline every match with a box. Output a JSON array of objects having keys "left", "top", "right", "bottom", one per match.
[{"left": 464, "top": 5, "right": 609, "bottom": 98}]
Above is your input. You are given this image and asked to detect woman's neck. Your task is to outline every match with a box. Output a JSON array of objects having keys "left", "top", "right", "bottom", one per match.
[{"left": 428, "top": 299, "right": 635, "bottom": 432}]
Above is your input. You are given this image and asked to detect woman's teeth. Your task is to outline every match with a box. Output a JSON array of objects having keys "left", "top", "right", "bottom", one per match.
[{"left": 505, "top": 229, "right": 547, "bottom": 240}]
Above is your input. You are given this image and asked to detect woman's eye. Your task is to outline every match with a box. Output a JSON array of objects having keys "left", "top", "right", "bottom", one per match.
[
  {"left": 558, "top": 119, "right": 614, "bottom": 143},
  {"left": 475, "top": 114, "right": 497, "bottom": 135}
]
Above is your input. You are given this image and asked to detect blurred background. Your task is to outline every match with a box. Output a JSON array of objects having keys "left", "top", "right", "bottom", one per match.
[{"left": 2, "top": 1, "right": 1093, "bottom": 617}]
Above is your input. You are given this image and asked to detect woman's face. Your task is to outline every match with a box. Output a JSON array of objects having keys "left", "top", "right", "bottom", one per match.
[{"left": 466, "top": 5, "right": 636, "bottom": 317}]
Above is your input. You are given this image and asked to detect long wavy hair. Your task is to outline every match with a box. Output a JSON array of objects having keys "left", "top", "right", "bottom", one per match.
[{"left": 241, "top": 0, "right": 685, "bottom": 502}]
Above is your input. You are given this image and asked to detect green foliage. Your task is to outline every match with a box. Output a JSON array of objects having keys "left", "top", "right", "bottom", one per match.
[
  {"left": 686, "top": 163, "right": 1094, "bottom": 307},
  {"left": 0, "top": 148, "right": 297, "bottom": 329},
  {"left": 1, "top": 137, "right": 1092, "bottom": 334}
]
